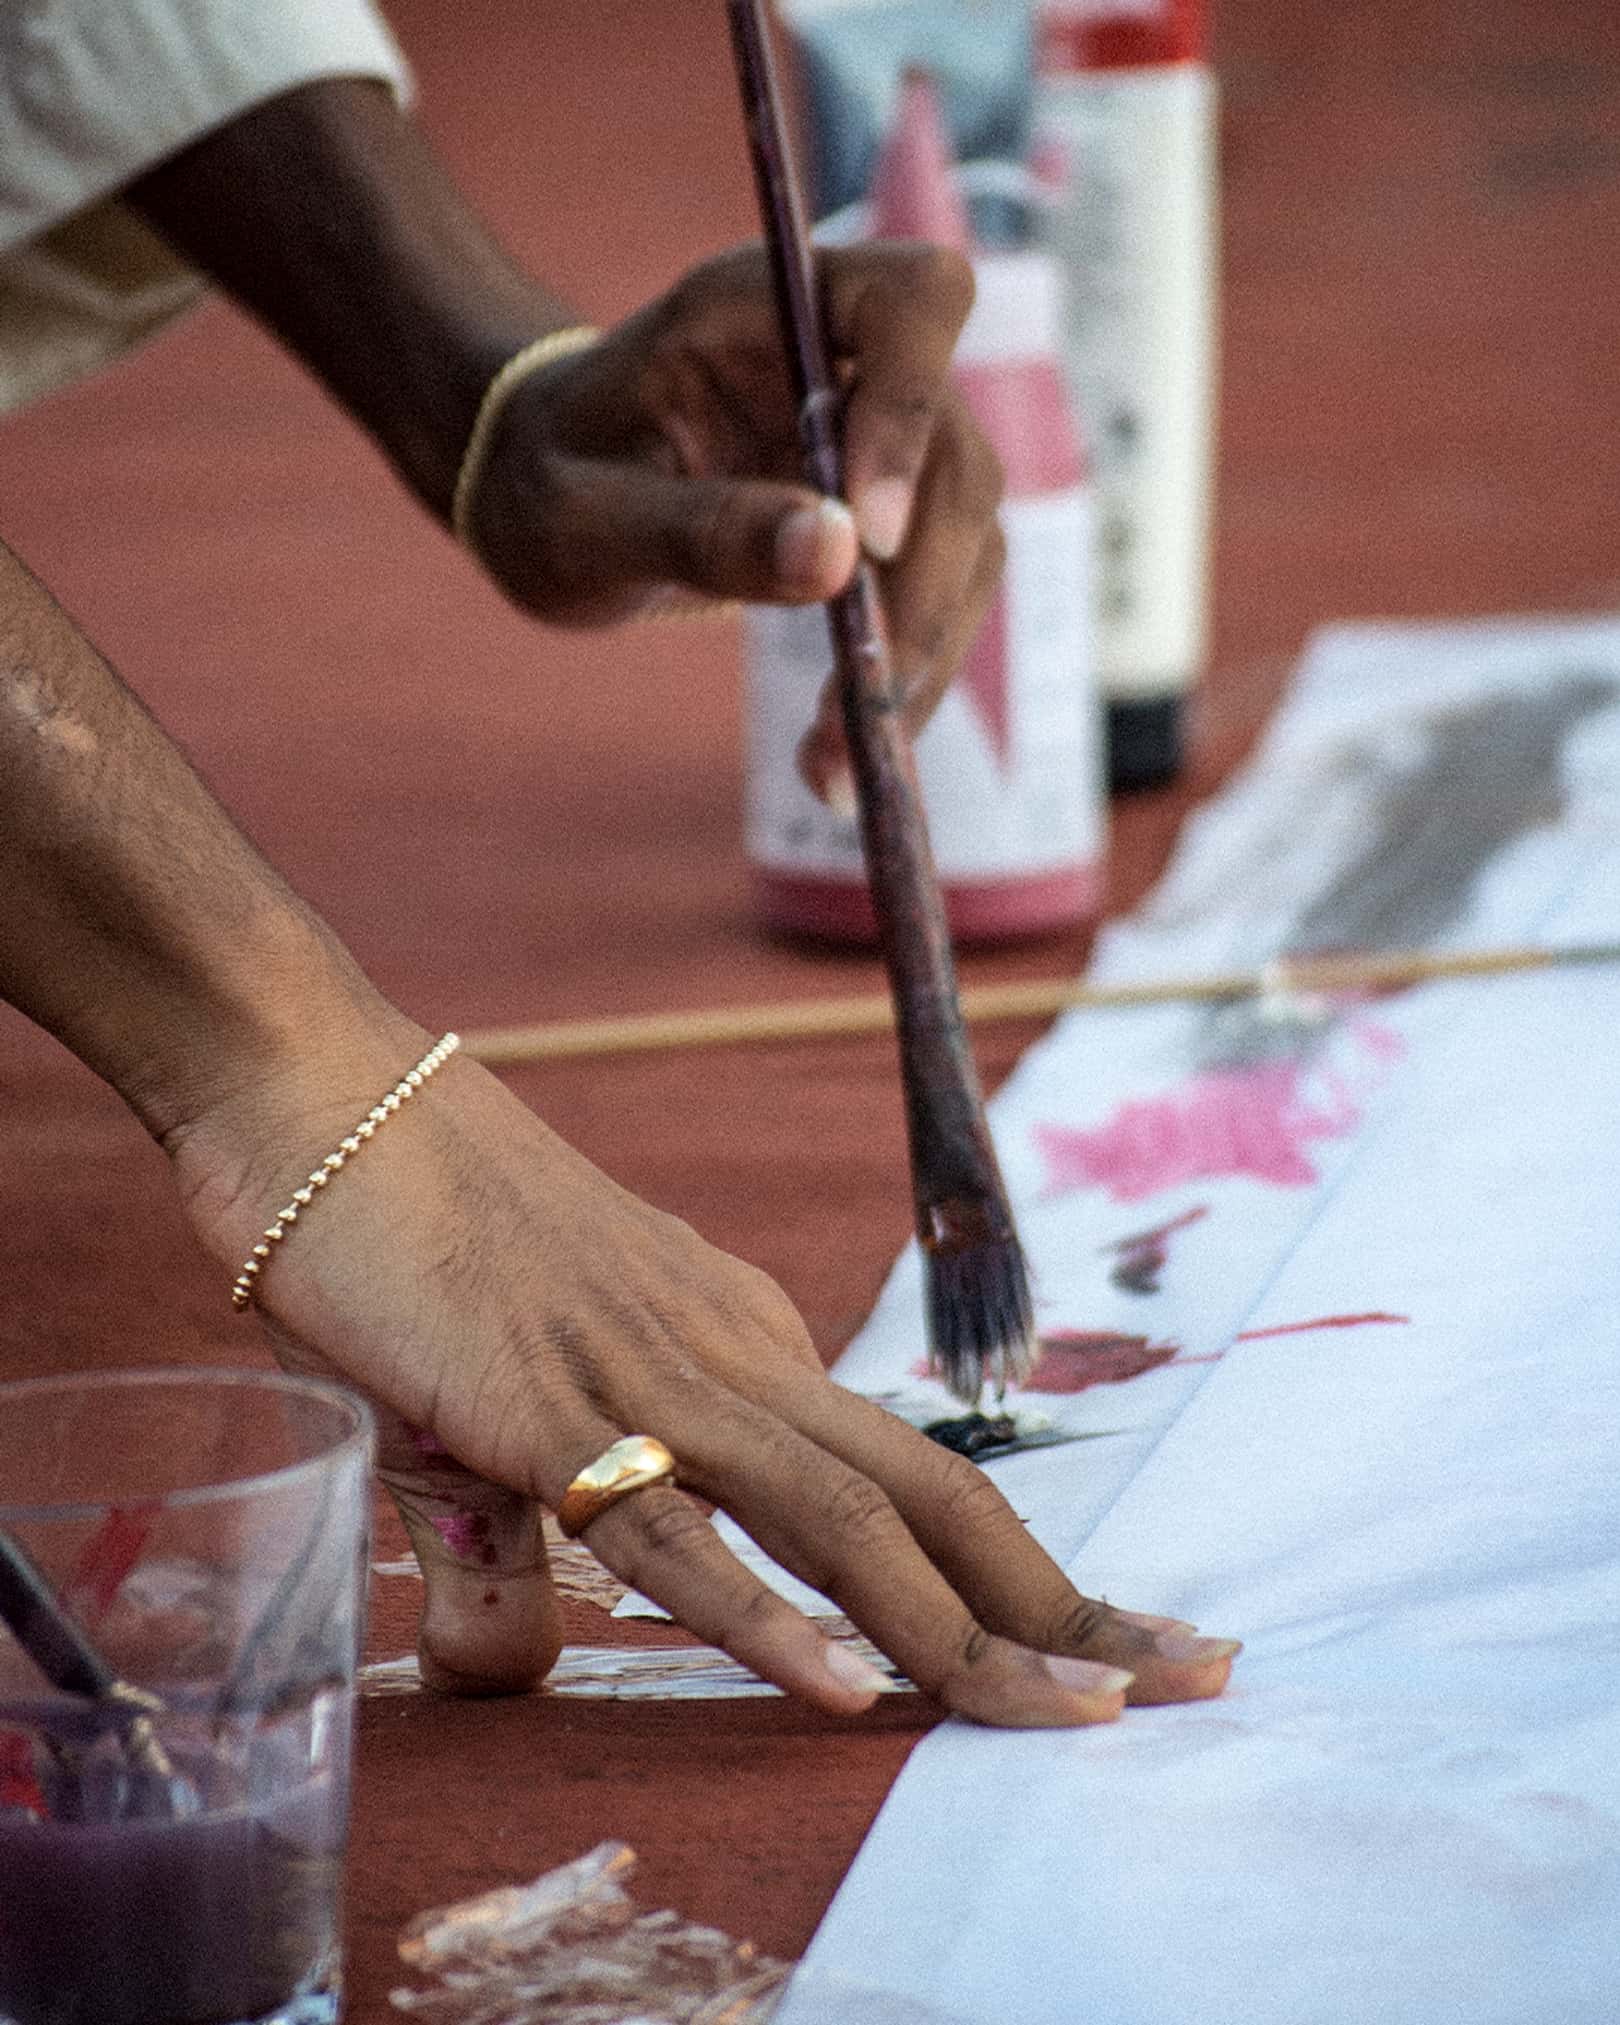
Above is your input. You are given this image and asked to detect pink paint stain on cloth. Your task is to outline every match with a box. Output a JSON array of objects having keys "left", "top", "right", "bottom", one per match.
[
  {"left": 1237, "top": 1312, "right": 1409, "bottom": 1341},
  {"left": 1019, "top": 1312, "right": 1409, "bottom": 1395},
  {"left": 1020, "top": 1331, "right": 1184, "bottom": 1394},
  {"left": 1035, "top": 1020, "right": 1403, "bottom": 1203}
]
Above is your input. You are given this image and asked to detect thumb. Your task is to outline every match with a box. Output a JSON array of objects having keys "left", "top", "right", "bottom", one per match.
[
  {"left": 380, "top": 1433, "right": 562, "bottom": 1698},
  {"left": 265, "top": 1325, "right": 562, "bottom": 1695},
  {"left": 496, "top": 456, "right": 859, "bottom": 621}
]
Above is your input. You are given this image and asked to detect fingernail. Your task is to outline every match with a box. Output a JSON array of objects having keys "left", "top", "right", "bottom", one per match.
[
  {"left": 822, "top": 1640, "right": 891, "bottom": 1697},
  {"left": 1046, "top": 1656, "right": 1135, "bottom": 1697},
  {"left": 776, "top": 498, "right": 855, "bottom": 591},
  {"left": 1155, "top": 1634, "right": 1243, "bottom": 1666},
  {"left": 1115, "top": 1609, "right": 1196, "bottom": 1635},
  {"left": 797, "top": 731, "right": 856, "bottom": 817},
  {"left": 856, "top": 478, "right": 912, "bottom": 562},
  {"left": 821, "top": 764, "right": 858, "bottom": 821}
]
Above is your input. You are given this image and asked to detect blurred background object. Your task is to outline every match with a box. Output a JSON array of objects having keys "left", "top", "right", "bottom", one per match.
[{"left": 1034, "top": 0, "right": 1217, "bottom": 790}]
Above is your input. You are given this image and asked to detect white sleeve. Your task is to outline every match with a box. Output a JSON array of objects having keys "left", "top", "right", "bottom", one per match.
[{"left": 0, "top": 0, "right": 414, "bottom": 415}]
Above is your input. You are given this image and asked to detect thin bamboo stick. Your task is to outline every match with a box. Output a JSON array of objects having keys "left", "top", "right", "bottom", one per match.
[{"left": 462, "top": 940, "right": 1620, "bottom": 1068}]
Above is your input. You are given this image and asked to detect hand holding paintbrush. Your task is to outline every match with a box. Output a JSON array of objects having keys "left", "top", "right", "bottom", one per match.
[{"left": 726, "top": 0, "right": 1036, "bottom": 1402}]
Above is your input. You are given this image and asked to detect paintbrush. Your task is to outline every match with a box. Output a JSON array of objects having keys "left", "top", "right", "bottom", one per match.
[
  {"left": 0, "top": 1521, "right": 186, "bottom": 1806},
  {"left": 724, "top": 0, "right": 1035, "bottom": 1401}
]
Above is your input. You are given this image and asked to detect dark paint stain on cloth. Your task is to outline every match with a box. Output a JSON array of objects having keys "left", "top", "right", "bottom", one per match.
[
  {"left": 1105, "top": 1205, "right": 1209, "bottom": 1294},
  {"left": 1199, "top": 676, "right": 1618, "bottom": 1075}
]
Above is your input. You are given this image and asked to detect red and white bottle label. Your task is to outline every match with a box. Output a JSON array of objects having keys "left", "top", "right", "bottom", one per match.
[
  {"left": 1034, "top": 48, "right": 1217, "bottom": 708},
  {"left": 745, "top": 481, "right": 1103, "bottom": 896},
  {"left": 1037, "top": 0, "right": 1206, "bottom": 71},
  {"left": 746, "top": 77, "right": 1107, "bottom": 941}
]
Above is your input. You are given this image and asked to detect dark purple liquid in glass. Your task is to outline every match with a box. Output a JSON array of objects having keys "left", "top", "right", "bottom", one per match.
[{"left": 0, "top": 1695, "right": 347, "bottom": 2025}]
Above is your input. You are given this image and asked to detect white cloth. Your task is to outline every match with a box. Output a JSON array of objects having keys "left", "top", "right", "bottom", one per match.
[
  {"left": 0, "top": 0, "right": 411, "bottom": 414},
  {"left": 732, "top": 615, "right": 1620, "bottom": 2025}
]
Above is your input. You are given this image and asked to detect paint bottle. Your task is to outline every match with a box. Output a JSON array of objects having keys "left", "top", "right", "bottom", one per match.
[
  {"left": 745, "top": 69, "right": 1105, "bottom": 946},
  {"left": 1032, "top": 0, "right": 1217, "bottom": 788}
]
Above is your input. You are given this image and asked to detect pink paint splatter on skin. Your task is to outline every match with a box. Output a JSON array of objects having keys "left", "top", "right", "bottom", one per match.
[
  {"left": 1035, "top": 1020, "right": 1403, "bottom": 1203},
  {"left": 429, "top": 1510, "right": 489, "bottom": 1560}
]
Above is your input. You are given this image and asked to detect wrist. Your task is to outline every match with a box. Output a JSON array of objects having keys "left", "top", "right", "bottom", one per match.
[
  {"left": 128, "top": 78, "right": 575, "bottom": 526},
  {"left": 108, "top": 898, "right": 426, "bottom": 1154},
  {"left": 148, "top": 921, "right": 439, "bottom": 1261},
  {"left": 358, "top": 283, "right": 562, "bottom": 525},
  {"left": 451, "top": 326, "right": 601, "bottom": 553}
]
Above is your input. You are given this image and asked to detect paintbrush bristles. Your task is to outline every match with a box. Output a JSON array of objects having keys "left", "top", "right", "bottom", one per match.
[{"left": 926, "top": 1230, "right": 1038, "bottom": 1402}]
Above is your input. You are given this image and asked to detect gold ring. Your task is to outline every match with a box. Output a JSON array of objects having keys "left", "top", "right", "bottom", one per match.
[{"left": 555, "top": 1435, "right": 678, "bottom": 1538}]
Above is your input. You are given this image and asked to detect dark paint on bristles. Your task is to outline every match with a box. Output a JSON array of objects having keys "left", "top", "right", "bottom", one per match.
[
  {"left": 922, "top": 1412, "right": 1081, "bottom": 1463},
  {"left": 725, "top": 0, "right": 1037, "bottom": 1404}
]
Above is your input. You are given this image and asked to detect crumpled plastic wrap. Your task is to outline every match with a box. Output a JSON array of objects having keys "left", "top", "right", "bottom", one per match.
[{"left": 391, "top": 1840, "right": 789, "bottom": 2024}]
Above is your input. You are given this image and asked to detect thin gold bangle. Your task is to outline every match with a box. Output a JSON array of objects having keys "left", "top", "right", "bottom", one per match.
[
  {"left": 451, "top": 328, "right": 600, "bottom": 550},
  {"left": 230, "top": 1033, "right": 460, "bottom": 1311}
]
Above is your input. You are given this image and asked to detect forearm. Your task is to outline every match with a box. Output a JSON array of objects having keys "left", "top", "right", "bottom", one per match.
[
  {"left": 0, "top": 540, "right": 406, "bottom": 1142},
  {"left": 126, "top": 78, "right": 572, "bottom": 521}
]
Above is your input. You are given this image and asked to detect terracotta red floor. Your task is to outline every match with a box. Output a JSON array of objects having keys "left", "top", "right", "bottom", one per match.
[{"left": 3, "top": 2, "right": 1619, "bottom": 2014}]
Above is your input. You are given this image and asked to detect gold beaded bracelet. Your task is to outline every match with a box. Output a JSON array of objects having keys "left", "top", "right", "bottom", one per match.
[
  {"left": 450, "top": 327, "right": 600, "bottom": 551},
  {"left": 230, "top": 1033, "right": 461, "bottom": 1311}
]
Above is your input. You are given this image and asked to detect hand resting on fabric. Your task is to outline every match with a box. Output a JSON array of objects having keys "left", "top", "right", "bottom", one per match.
[
  {"left": 171, "top": 1006, "right": 1240, "bottom": 1723},
  {"left": 0, "top": 536, "right": 1236, "bottom": 1722}
]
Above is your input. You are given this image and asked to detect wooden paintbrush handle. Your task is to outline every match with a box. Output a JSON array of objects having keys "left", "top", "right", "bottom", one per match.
[
  {"left": 726, "top": 0, "right": 1014, "bottom": 1237},
  {"left": 0, "top": 1526, "right": 118, "bottom": 1700},
  {"left": 825, "top": 566, "right": 1011, "bottom": 1233}
]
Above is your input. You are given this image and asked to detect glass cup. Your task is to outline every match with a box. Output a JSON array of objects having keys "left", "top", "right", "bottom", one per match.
[{"left": 0, "top": 1367, "right": 374, "bottom": 2025}]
